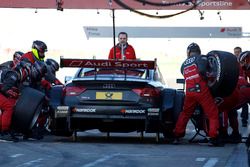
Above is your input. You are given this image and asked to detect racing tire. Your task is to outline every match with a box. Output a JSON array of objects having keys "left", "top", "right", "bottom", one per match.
[
  {"left": 48, "top": 86, "right": 73, "bottom": 137},
  {"left": 162, "top": 90, "right": 184, "bottom": 139},
  {"left": 173, "top": 90, "right": 185, "bottom": 124},
  {"left": 48, "top": 85, "right": 63, "bottom": 109},
  {"left": 12, "top": 87, "right": 45, "bottom": 133},
  {"left": 206, "top": 50, "right": 239, "bottom": 97}
]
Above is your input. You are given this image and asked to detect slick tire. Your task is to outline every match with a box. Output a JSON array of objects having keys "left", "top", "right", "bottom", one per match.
[
  {"left": 12, "top": 87, "right": 45, "bottom": 133},
  {"left": 206, "top": 50, "right": 239, "bottom": 97},
  {"left": 173, "top": 90, "right": 185, "bottom": 124},
  {"left": 48, "top": 85, "right": 63, "bottom": 114},
  {"left": 162, "top": 90, "right": 184, "bottom": 139}
]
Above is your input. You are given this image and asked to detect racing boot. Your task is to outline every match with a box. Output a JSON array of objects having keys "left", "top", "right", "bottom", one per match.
[
  {"left": 208, "top": 137, "right": 224, "bottom": 147},
  {"left": 228, "top": 132, "right": 242, "bottom": 143},
  {"left": 0, "top": 131, "right": 19, "bottom": 142}
]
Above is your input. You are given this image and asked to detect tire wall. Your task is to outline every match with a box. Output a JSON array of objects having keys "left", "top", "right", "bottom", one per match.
[
  {"left": 12, "top": 87, "right": 45, "bottom": 132},
  {"left": 48, "top": 85, "right": 63, "bottom": 111},
  {"left": 160, "top": 88, "right": 184, "bottom": 124},
  {"left": 207, "top": 50, "right": 239, "bottom": 97},
  {"left": 161, "top": 88, "right": 175, "bottom": 112},
  {"left": 173, "top": 90, "right": 185, "bottom": 124}
]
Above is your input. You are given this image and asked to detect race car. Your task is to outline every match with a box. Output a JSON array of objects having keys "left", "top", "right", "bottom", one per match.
[
  {"left": 48, "top": 57, "right": 184, "bottom": 141},
  {"left": 8, "top": 51, "right": 239, "bottom": 142}
]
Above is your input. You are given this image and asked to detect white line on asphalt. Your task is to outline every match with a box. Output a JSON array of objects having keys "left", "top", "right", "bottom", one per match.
[
  {"left": 196, "top": 157, "right": 206, "bottom": 162},
  {"left": 203, "top": 158, "right": 218, "bottom": 167},
  {"left": 82, "top": 153, "right": 121, "bottom": 167},
  {"left": 10, "top": 154, "right": 24, "bottom": 158},
  {"left": 16, "top": 158, "right": 44, "bottom": 167}
]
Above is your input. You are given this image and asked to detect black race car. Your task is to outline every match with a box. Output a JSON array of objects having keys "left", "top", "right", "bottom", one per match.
[
  {"left": 8, "top": 51, "right": 239, "bottom": 142},
  {"left": 49, "top": 58, "right": 184, "bottom": 141}
]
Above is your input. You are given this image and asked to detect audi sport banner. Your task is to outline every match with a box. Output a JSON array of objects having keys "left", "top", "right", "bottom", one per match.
[
  {"left": 60, "top": 58, "right": 156, "bottom": 69},
  {"left": 0, "top": 0, "right": 249, "bottom": 10}
]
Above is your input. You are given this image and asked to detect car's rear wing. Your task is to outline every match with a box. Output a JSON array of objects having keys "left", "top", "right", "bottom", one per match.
[{"left": 60, "top": 57, "right": 156, "bottom": 70}]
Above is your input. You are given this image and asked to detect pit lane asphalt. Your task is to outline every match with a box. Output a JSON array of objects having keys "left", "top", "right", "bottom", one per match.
[{"left": 0, "top": 121, "right": 249, "bottom": 167}]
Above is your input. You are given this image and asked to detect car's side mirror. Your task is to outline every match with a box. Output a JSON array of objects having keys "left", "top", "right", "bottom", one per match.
[{"left": 64, "top": 76, "right": 73, "bottom": 83}]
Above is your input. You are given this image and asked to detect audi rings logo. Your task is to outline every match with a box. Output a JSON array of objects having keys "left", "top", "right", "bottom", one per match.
[
  {"left": 103, "top": 83, "right": 116, "bottom": 89},
  {"left": 105, "top": 92, "right": 113, "bottom": 99}
]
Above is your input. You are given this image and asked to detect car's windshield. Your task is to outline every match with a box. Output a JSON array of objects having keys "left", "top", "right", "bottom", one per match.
[{"left": 78, "top": 68, "right": 148, "bottom": 79}]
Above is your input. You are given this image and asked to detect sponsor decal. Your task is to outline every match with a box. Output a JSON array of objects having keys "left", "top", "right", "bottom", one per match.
[
  {"left": 148, "top": 112, "right": 159, "bottom": 116},
  {"left": 56, "top": 110, "right": 68, "bottom": 114},
  {"left": 85, "top": 61, "right": 149, "bottom": 68},
  {"left": 148, "top": 108, "right": 160, "bottom": 116},
  {"left": 220, "top": 27, "right": 242, "bottom": 37},
  {"left": 80, "top": 96, "right": 90, "bottom": 100},
  {"left": 61, "top": 59, "right": 155, "bottom": 69},
  {"left": 1, "top": 0, "right": 250, "bottom": 10},
  {"left": 148, "top": 108, "right": 160, "bottom": 113},
  {"left": 56, "top": 106, "right": 69, "bottom": 114},
  {"left": 103, "top": 83, "right": 116, "bottom": 89},
  {"left": 183, "top": 57, "right": 196, "bottom": 66},
  {"left": 184, "top": 64, "right": 197, "bottom": 75},
  {"left": 214, "top": 54, "right": 221, "bottom": 81},
  {"left": 57, "top": 106, "right": 69, "bottom": 110},
  {"left": 75, "top": 108, "right": 96, "bottom": 113},
  {"left": 123, "top": 109, "right": 145, "bottom": 114}
]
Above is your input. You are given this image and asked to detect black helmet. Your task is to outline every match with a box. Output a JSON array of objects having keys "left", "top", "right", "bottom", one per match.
[
  {"left": 238, "top": 51, "right": 250, "bottom": 63},
  {"left": 187, "top": 43, "right": 201, "bottom": 56},
  {"left": 13, "top": 51, "right": 24, "bottom": 66},
  {"left": 13, "top": 51, "right": 24, "bottom": 60},
  {"left": 45, "top": 59, "right": 59, "bottom": 73},
  {"left": 13, "top": 59, "right": 32, "bottom": 82},
  {"left": 31, "top": 61, "right": 47, "bottom": 81},
  {"left": 32, "top": 40, "right": 47, "bottom": 60}
]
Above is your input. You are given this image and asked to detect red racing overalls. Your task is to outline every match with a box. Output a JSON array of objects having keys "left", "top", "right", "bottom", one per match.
[
  {"left": 108, "top": 43, "right": 136, "bottom": 60},
  {"left": 20, "top": 51, "right": 51, "bottom": 129},
  {"left": 0, "top": 61, "right": 32, "bottom": 132},
  {"left": 218, "top": 65, "right": 250, "bottom": 135},
  {"left": 174, "top": 55, "right": 219, "bottom": 138}
]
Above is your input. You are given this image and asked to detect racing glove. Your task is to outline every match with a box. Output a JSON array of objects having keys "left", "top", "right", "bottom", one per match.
[{"left": 5, "top": 87, "right": 19, "bottom": 99}]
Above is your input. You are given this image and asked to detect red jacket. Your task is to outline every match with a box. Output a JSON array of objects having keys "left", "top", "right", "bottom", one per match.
[
  {"left": 21, "top": 52, "right": 37, "bottom": 63},
  {"left": 108, "top": 44, "right": 136, "bottom": 60}
]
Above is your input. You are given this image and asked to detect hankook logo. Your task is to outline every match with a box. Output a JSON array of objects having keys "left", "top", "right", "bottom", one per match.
[{"left": 103, "top": 83, "right": 116, "bottom": 89}]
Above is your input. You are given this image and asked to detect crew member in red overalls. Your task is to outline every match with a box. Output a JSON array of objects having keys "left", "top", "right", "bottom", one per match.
[
  {"left": 174, "top": 43, "right": 220, "bottom": 146},
  {"left": 20, "top": 40, "right": 51, "bottom": 90},
  {"left": 45, "top": 59, "right": 62, "bottom": 85},
  {"left": 0, "top": 60, "right": 33, "bottom": 141},
  {"left": 20, "top": 40, "right": 51, "bottom": 140},
  {"left": 108, "top": 32, "right": 136, "bottom": 60},
  {"left": 0, "top": 51, "right": 24, "bottom": 70},
  {"left": 218, "top": 51, "right": 250, "bottom": 143}
]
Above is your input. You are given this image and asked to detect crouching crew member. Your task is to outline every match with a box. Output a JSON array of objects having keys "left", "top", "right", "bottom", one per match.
[
  {"left": 173, "top": 43, "right": 221, "bottom": 146},
  {"left": 0, "top": 60, "right": 33, "bottom": 141}
]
